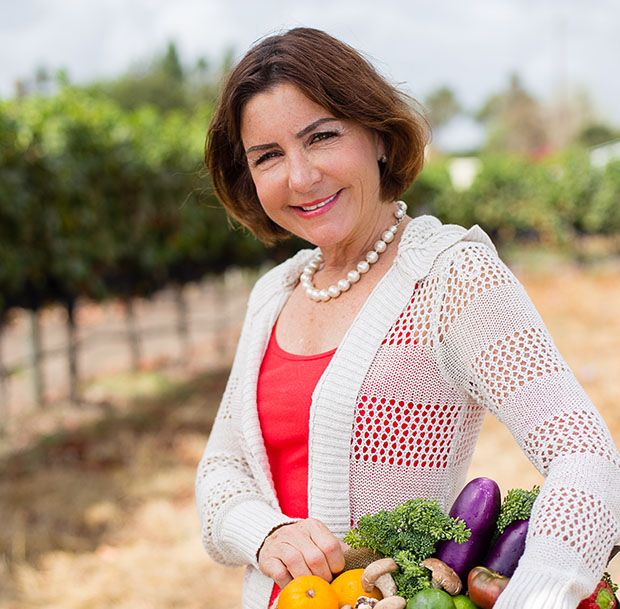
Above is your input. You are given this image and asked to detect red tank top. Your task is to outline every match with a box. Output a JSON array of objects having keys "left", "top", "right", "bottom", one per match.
[{"left": 256, "top": 325, "right": 336, "bottom": 605}]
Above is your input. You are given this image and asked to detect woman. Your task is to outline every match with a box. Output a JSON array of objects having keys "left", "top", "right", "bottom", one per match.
[{"left": 196, "top": 27, "right": 620, "bottom": 609}]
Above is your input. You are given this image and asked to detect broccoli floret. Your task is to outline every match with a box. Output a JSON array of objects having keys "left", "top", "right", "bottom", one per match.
[
  {"left": 344, "top": 498, "right": 470, "bottom": 597},
  {"left": 392, "top": 550, "right": 435, "bottom": 599},
  {"left": 494, "top": 485, "right": 540, "bottom": 537}
]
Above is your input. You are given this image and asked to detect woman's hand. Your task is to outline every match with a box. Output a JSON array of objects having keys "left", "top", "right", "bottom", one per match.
[{"left": 258, "top": 518, "right": 347, "bottom": 589}]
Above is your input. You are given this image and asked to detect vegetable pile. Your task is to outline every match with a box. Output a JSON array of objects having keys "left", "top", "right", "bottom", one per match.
[
  {"left": 343, "top": 477, "right": 618, "bottom": 609},
  {"left": 577, "top": 575, "right": 618, "bottom": 609},
  {"left": 344, "top": 498, "right": 470, "bottom": 598}
]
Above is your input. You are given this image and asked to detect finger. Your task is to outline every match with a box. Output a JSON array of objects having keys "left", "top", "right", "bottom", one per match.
[
  {"left": 286, "top": 538, "right": 333, "bottom": 582},
  {"left": 258, "top": 519, "right": 343, "bottom": 583},
  {"left": 260, "top": 555, "right": 293, "bottom": 590},
  {"left": 304, "top": 519, "right": 346, "bottom": 577},
  {"left": 259, "top": 529, "right": 318, "bottom": 582}
]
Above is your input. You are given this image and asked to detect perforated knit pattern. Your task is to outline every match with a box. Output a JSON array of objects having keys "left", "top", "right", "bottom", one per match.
[
  {"left": 195, "top": 217, "right": 620, "bottom": 609},
  {"left": 435, "top": 244, "right": 620, "bottom": 594},
  {"left": 471, "top": 327, "right": 567, "bottom": 411},
  {"left": 349, "top": 275, "right": 486, "bottom": 522},
  {"left": 195, "top": 438, "right": 264, "bottom": 564},
  {"left": 530, "top": 487, "right": 618, "bottom": 574},
  {"left": 524, "top": 410, "right": 620, "bottom": 472}
]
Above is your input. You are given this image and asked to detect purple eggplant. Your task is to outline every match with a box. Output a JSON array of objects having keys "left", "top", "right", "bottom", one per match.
[
  {"left": 435, "top": 477, "right": 501, "bottom": 583},
  {"left": 483, "top": 518, "right": 529, "bottom": 577}
]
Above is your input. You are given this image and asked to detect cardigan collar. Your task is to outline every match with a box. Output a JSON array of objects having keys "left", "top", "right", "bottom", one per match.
[
  {"left": 262, "top": 214, "right": 495, "bottom": 296},
  {"left": 238, "top": 215, "right": 495, "bottom": 525}
]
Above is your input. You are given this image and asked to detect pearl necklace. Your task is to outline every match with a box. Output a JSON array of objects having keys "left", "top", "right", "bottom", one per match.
[{"left": 299, "top": 201, "right": 407, "bottom": 302}]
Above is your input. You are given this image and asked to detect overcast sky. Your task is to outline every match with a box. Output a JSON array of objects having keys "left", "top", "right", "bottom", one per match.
[{"left": 2, "top": 0, "right": 619, "bottom": 126}]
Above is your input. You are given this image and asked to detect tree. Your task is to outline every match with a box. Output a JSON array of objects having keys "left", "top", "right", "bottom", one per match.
[
  {"left": 424, "top": 86, "right": 461, "bottom": 130},
  {"left": 76, "top": 40, "right": 232, "bottom": 112},
  {"left": 160, "top": 41, "right": 184, "bottom": 83},
  {"left": 476, "top": 74, "right": 548, "bottom": 156},
  {"left": 577, "top": 122, "right": 620, "bottom": 148}
]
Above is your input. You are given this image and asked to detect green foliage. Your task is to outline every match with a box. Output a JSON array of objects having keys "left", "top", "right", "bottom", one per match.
[
  {"left": 2, "top": 77, "right": 619, "bottom": 318},
  {"left": 578, "top": 124, "right": 620, "bottom": 148},
  {"left": 407, "top": 148, "right": 620, "bottom": 248},
  {"left": 344, "top": 498, "right": 470, "bottom": 597},
  {"left": 494, "top": 485, "right": 540, "bottom": 537},
  {"left": 0, "top": 87, "right": 274, "bottom": 314},
  {"left": 475, "top": 74, "right": 547, "bottom": 156},
  {"left": 79, "top": 41, "right": 224, "bottom": 113},
  {"left": 403, "top": 158, "right": 451, "bottom": 214},
  {"left": 602, "top": 572, "right": 618, "bottom": 594},
  {"left": 424, "top": 86, "right": 461, "bottom": 129},
  {"left": 584, "top": 160, "right": 620, "bottom": 235}
]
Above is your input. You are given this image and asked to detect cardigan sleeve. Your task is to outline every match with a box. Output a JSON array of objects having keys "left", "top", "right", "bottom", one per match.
[
  {"left": 194, "top": 301, "right": 296, "bottom": 569},
  {"left": 435, "top": 241, "right": 620, "bottom": 609}
]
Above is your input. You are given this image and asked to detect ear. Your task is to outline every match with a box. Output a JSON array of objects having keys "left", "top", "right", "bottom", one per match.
[{"left": 374, "top": 133, "right": 386, "bottom": 163}]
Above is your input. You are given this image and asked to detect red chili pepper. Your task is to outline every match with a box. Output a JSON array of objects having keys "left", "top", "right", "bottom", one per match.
[
  {"left": 467, "top": 566, "right": 510, "bottom": 609},
  {"left": 577, "top": 580, "right": 617, "bottom": 609}
]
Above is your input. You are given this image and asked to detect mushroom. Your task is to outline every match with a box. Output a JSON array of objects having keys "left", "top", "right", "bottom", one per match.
[
  {"left": 361, "top": 558, "right": 398, "bottom": 597},
  {"left": 375, "top": 597, "right": 407, "bottom": 609},
  {"left": 355, "top": 597, "right": 379, "bottom": 609},
  {"left": 419, "top": 557, "right": 463, "bottom": 595}
]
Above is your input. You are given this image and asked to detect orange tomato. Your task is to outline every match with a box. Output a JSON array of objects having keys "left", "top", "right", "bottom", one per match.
[
  {"left": 331, "top": 569, "right": 383, "bottom": 607},
  {"left": 278, "top": 575, "right": 340, "bottom": 609}
]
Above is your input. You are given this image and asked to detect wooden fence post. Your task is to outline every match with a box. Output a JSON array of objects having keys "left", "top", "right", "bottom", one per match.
[
  {"left": 213, "top": 276, "right": 228, "bottom": 359},
  {"left": 174, "top": 285, "right": 191, "bottom": 366},
  {"left": 0, "top": 321, "right": 8, "bottom": 433},
  {"left": 28, "top": 309, "right": 45, "bottom": 408},
  {"left": 65, "top": 298, "right": 80, "bottom": 403},
  {"left": 124, "top": 298, "right": 141, "bottom": 371}
]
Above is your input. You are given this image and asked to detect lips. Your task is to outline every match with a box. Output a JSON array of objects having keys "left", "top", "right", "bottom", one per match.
[{"left": 298, "top": 191, "right": 340, "bottom": 213}]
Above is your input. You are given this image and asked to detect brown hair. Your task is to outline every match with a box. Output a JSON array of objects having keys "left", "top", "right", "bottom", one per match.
[{"left": 205, "top": 27, "right": 430, "bottom": 244}]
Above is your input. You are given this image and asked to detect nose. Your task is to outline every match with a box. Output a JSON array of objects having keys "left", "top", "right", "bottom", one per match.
[{"left": 287, "top": 151, "right": 321, "bottom": 193}]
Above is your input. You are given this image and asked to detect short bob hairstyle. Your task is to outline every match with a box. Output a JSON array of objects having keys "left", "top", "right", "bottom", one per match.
[{"left": 205, "top": 27, "right": 430, "bottom": 244}]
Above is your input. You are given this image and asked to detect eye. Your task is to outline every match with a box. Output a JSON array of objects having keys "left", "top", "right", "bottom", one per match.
[
  {"left": 309, "top": 130, "right": 339, "bottom": 144},
  {"left": 253, "top": 150, "right": 281, "bottom": 166}
]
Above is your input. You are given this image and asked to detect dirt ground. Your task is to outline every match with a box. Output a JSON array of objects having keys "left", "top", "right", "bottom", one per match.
[{"left": 1, "top": 258, "right": 619, "bottom": 609}]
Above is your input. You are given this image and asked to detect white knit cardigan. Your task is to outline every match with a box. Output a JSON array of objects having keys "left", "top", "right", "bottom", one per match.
[{"left": 195, "top": 215, "right": 620, "bottom": 609}]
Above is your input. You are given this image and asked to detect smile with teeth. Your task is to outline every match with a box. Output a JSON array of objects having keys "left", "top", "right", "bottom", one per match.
[{"left": 299, "top": 192, "right": 338, "bottom": 212}]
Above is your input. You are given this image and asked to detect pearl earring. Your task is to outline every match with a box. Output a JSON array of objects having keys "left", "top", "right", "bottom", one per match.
[{"left": 379, "top": 154, "right": 387, "bottom": 163}]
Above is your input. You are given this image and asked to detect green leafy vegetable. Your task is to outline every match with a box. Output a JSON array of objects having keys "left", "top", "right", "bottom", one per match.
[
  {"left": 494, "top": 485, "right": 540, "bottom": 538},
  {"left": 602, "top": 571, "right": 618, "bottom": 594},
  {"left": 344, "top": 498, "right": 470, "bottom": 598}
]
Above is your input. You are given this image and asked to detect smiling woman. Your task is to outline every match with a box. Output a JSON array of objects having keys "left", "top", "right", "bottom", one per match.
[
  {"left": 240, "top": 83, "right": 388, "bottom": 254},
  {"left": 196, "top": 26, "right": 620, "bottom": 609},
  {"left": 205, "top": 27, "right": 428, "bottom": 245}
]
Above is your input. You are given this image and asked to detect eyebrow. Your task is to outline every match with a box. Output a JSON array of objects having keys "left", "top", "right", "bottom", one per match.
[{"left": 244, "top": 117, "right": 340, "bottom": 155}]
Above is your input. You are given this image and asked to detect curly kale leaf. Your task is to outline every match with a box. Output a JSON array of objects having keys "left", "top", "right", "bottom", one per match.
[
  {"left": 494, "top": 485, "right": 540, "bottom": 537},
  {"left": 344, "top": 498, "right": 470, "bottom": 597}
]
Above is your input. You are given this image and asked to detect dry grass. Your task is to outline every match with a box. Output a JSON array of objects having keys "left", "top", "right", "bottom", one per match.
[
  {"left": 0, "top": 371, "right": 246, "bottom": 609},
  {"left": 1, "top": 260, "right": 619, "bottom": 608}
]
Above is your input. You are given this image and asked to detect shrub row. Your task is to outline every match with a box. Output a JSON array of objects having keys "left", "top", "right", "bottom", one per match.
[
  {"left": 2, "top": 89, "right": 618, "bottom": 316},
  {"left": 405, "top": 150, "right": 620, "bottom": 245},
  {"left": 0, "top": 90, "right": 303, "bottom": 315}
]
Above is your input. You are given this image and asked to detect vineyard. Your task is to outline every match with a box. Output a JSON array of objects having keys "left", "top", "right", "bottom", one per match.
[
  {"left": 2, "top": 87, "right": 620, "bottom": 416},
  {"left": 1, "top": 80, "right": 620, "bottom": 609}
]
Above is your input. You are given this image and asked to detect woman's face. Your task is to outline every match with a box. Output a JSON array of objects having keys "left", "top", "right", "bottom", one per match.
[{"left": 240, "top": 82, "right": 388, "bottom": 251}]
